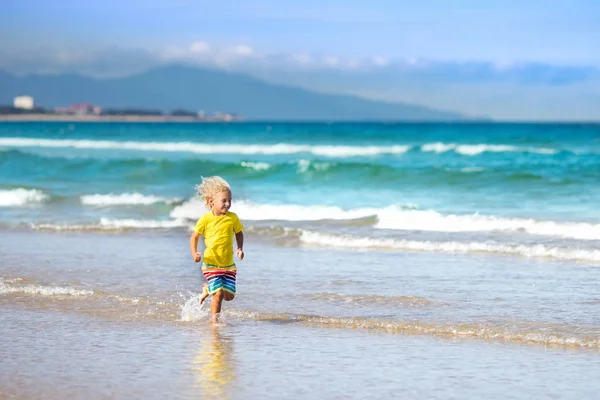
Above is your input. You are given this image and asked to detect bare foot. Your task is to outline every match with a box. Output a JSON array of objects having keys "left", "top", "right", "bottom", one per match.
[{"left": 199, "top": 283, "right": 209, "bottom": 305}]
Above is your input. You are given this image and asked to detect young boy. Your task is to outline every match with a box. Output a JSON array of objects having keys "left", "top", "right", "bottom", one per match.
[{"left": 189, "top": 176, "right": 244, "bottom": 322}]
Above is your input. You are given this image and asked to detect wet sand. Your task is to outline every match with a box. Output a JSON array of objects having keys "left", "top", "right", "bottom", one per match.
[{"left": 2, "top": 228, "right": 600, "bottom": 399}]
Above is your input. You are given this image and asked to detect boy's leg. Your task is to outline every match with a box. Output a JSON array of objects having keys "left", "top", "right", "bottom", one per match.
[
  {"left": 205, "top": 269, "right": 236, "bottom": 321},
  {"left": 224, "top": 291, "right": 235, "bottom": 301},
  {"left": 199, "top": 283, "right": 209, "bottom": 304},
  {"left": 210, "top": 290, "right": 224, "bottom": 322}
]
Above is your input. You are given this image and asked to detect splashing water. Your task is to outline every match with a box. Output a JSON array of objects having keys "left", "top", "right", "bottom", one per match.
[{"left": 181, "top": 294, "right": 209, "bottom": 322}]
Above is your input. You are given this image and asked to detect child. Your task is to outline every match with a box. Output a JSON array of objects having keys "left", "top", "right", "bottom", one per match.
[{"left": 190, "top": 176, "right": 244, "bottom": 322}]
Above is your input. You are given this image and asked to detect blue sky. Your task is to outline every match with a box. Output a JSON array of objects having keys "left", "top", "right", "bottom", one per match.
[
  {"left": 2, "top": 0, "right": 600, "bottom": 119},
  {"left": 4, "top": 0, "right": 600, "bottom": 63}
]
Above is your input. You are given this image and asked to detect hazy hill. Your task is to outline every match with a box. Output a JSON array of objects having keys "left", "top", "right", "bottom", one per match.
[{"left": 0, "top": 65, "right": 465, "bottom": 120}]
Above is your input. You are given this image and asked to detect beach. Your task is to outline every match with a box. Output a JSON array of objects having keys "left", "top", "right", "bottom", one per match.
[{"left": 2, "top": 121, "right": 600, "bottom": 399}]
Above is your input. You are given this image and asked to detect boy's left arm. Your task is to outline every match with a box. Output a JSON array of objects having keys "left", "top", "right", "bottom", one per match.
[{"left": 235, "top": 231, "right": 244, "bottom": 260}]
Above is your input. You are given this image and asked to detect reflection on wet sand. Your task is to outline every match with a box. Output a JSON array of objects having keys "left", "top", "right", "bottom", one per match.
[{"left": 193, "top": 325, "right": 236, "bottom": 399}]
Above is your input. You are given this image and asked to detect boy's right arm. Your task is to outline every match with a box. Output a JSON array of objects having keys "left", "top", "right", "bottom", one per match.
[{"left": 190, "top": 232, "right": 202, "bottom": 262}]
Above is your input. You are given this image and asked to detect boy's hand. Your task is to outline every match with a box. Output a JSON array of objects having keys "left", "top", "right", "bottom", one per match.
[
  {"left": 193, "top": 252, "right": 202, "bottom": 263},
  {"left": 236, "top": 248, "right": 244, "bottom": 260}
]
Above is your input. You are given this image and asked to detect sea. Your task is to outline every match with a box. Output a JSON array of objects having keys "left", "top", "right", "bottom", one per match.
[{"left": 1, "top": 121, "right": 600, "bottom": 399}]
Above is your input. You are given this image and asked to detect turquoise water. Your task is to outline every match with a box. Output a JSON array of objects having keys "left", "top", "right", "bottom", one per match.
[
  {"left": 2, "top": 121, "right": 600, "bottom": 255},
  {"left": 2, "top": 122, "right": 600, "bottom": 214},
  {"left": 2, "top": 121, "right": 600, "bottom": 399}
]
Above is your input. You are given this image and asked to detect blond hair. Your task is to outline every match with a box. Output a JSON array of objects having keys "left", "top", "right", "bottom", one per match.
[{"left": 195, "top": 176, "right": 232, "bottom": 208}]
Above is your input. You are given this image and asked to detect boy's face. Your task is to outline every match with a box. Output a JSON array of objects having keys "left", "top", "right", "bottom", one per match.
[{"left": 211, "top": 190, "right": 231, "bottom": 215}]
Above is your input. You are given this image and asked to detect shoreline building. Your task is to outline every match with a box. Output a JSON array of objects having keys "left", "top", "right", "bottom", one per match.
[
  {"left": 54, "top": 103, "right": 102, "bottom": 115},
  {"left": 13, "top": 96, "right": 35, "bottom": 110}
]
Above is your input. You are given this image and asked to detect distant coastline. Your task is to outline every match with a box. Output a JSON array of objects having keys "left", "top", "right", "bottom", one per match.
[
  {"left": 0, "top": 114, "right": 239, "bottom": 123},
  {"left": 0, "top": 101, "right": 242, "bottom": 123}
]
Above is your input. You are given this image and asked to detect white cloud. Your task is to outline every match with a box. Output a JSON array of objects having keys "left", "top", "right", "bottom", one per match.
[
  {"left": 492, "top": 60, "right": 516, "bottom": 72},
  {"left": 397, "top": 57, "right": 429, "bottom": 69},
  {"left": 323, "top": 56, "right": 339, "bottom": 67},
  {"left": 233, "top": 45, "right": 254, "bottom": 56},
  {"left": 372, "top": 56, "right": 388, "bottom": 67},
  {"left": 4, "top": 42, "right": 598, "bottom": 91},
  {"left": 346, "top": 59, "right": 360, "bottom": 69},
  {"left": 189, "top": 41, "right": 211, "bottom": 54},
  {"left": 290, "top": 53, "right": 312, "bottom": 66},
  {"left": 160, "top": 45, "right": 189, "bottom": 60},
  {"left": 55, "top": 50, "right": 82, "bottom": 64},
  {"left": 214, "top": 56, "right": 232, "bottom": 67}
]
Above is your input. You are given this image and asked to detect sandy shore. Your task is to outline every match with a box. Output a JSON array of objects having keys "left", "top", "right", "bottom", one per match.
[
  {"left": 2, "top": 228, "right": 600, "bottom": 399},
  {"left": 0, "top": 114, "right": 238, "bottom": 123}
]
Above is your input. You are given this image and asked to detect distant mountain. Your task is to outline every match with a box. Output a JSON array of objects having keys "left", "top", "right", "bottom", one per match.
[{"left": 0, "top": 65, "right": 465, "bottom": 121}]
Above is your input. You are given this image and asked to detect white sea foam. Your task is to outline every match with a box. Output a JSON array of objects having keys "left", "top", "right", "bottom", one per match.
[
  {"left": 81, "top": 193, "right": 178, "bottom": 206},
  {"left": 181, "top": 294, "right": 209, "bottom": 322},
  {"left": 298, "top": 231, "right": 600, "bottom": 263},
  {"left": 31, "top": 223, "right": 114, "bottom": 231},
  {"left": 225, "top": 309, "right": 600, "bottom": 348},
  {"left": 374, "top": 209, "right": 600, "bottom": 241},
  {"left": 459, "top": 167, "right": 486, "bottom": 172},
  {"left": 0, "top": 137, "right": 566, "bottom": 158},
  {"left": 99, "top": 218, "right": 188, "bottom": 229},
  {"left": 421, "top": 142, "right": 558, "bottom": 155},
  {"left": 172, "top": 198, "right": 600, "bottom": 241},
  {"left": 0, "top": 137, "right": 411, "bottom": 158},
  {"left": 297, "top": 159, "right": 334, "bottom": 173},
  {"left": 170, "top": 198, "right": 379, "bottom": 221},
  {"left": 31, "top": 219, "right": 189, "bottom": 231},
  {"left": 240, "top": 161, "right": 271, "bottom": 171},
  {"left": 0, "top": 279, "right": 94, "bottom": 296},
  {"left": 0, "top": 188, "right": 49, "bottom": 207}
]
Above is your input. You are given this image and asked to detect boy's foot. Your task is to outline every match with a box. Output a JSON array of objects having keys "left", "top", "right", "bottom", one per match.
[{"left": 199, "top": 283, "right": 210, "bottom": 305}]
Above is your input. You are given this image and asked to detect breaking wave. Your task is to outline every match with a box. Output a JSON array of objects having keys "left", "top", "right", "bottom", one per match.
[
  {"left": 298, "top": 230, "right": 600, "bottom": 263},
  {"left": 0, "top": 278, "right": 94, "bottom": 296},
  {"left": 0, "top": 137, "right": 411, "bottom": 158},
  {"left": 421, "top": 142, "right": 558, "bottom": 155},
  {"left": 81, "top": 193, "right": 180, "bottom": 206},
  {"left": 0, "top": 188, "right": 49, "bottom": 207},
  {"left": 172, "top": 199, "right": 600, "bottom": 240},
  {"left": 1, "top": 137, "right": 572, "bottom": 158}
]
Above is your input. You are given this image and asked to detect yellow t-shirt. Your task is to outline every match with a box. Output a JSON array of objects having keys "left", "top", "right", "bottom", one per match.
[{"left": 194, "top": 211, "right": 243, "bottom": 267}]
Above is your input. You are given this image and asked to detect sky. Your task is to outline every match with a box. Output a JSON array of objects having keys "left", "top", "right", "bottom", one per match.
[{"left": 2, "top": 0, "right": 600, "bottom": 120}]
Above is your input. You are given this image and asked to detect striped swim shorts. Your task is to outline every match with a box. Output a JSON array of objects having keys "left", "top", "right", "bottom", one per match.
[{"left": 201, "top": 263, "right": 237, "bottom": 295}]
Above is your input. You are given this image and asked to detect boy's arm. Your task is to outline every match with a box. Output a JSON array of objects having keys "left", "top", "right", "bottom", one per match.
[
  {"left": 235, "top": 231, "right": 244, "bottom": 260},
  {"left": 190, "top": 231, "right": 202, "bottom": 262}
]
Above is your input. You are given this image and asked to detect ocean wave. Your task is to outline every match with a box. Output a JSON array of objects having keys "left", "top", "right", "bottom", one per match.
[
  {"left": 421, "top": 142, "right": 558, "bottom": 155},
  {"left": 222, "top": 309, "right": 600, "bottom": 349},
  {"left": 240, "top": 161, "right": 271, "bottom": 171},
  {"left": 0, "top": 137, "right": 411, "bottom": 158},
  {"left": 3, "top": 137, "right": 565, "bottom": 158},
  {"left": 298, "top": 231, "right": 600, "bottom": 263},
  {"left": 23, "top": 194, "right": 600, "bottom": 241},
  {"left": 170, "top": 198, "right": 383, "bottom": 221},
  {"left": 0, "top": 188, "right": 49, "bottom": 207},
  {"left": 309, "top": 293, "right": 436, "bottom": 306},
  {"left": 99, "top": 218, "right": 188, "bottom": 229},
  {"left": 449, "top": 167, "right": 487, "bottom": 173},
  {"left": 30, "top": 218, "right": 189, "bottom": 231},
  {"left": 172, "top": 199, "right": 600, "bottom": 241},
  {"left": 374, "top": 209, "right": 600, "bottom": 241},
  {"left": 0, "top": 278, "right": 94, "bottom": 296},
  {"left": 81, "top": 193, "right": 180, "bottom": 206},
  {"left": 4, "top": 274, "right": 596, "bottom": 348}
]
